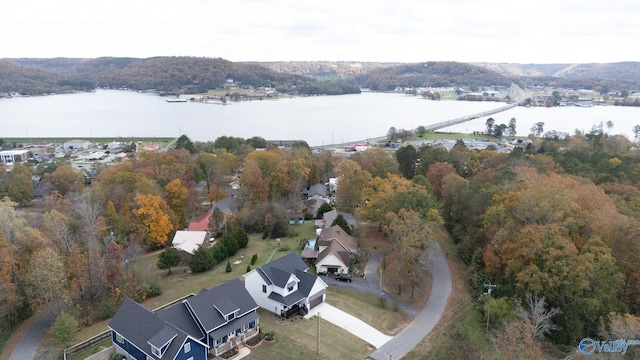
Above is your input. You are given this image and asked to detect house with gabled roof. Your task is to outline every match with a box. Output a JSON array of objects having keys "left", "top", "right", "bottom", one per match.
[
  {"left": 110, "top": 299, "right": 208, "bottom": 360},
  {"left": 187, "top": 209, "right": 212, "bottom": 232},
  {"left": 322, "top": 209, "right": 357, "bottom": 230},
  {"left": 244, "top": 252, "right": 327, "bottom": 318},
  {"left": 302, "top": 183, "right": 328, "bottom": 199},
  {"left": 171, "top": 230, "right": 209, "bottom": 264},
  {"left": 110, "top": 279, "right": 260, "bottom": 359},
  {"left": 311, "top": 225, "right": 359, "bottom": 275}
]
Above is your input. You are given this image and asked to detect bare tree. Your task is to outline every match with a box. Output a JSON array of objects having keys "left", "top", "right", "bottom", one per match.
[
  {"left": 494, "top": 293, "right": 561, "bottom": 359},
  {"left": 518, "top": 293, "right": 561, "bottom": 343}
]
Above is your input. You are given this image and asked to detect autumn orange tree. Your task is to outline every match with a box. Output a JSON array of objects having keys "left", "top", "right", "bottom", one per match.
[
  {"left": 134, "top": 193, "right": 174, "bottom": 248},
  {"left": 165, "top": 178, "right": 189, "bottom": 229}
]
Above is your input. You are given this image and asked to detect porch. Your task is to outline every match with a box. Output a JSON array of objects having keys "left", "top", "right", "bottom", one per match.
[{"left": 210, "top": 326, "right": 260, "bottom": 357}]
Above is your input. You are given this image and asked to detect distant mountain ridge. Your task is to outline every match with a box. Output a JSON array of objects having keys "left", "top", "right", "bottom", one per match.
[
  {"left": 1, "top": 57, "right": 360, "bottom": 96},
  {"left": 257, "top": 60, "right": 640, "bottom": 91},
  {"left": 3, "top": 57, "right": 640, "bottom": 96},
  {"left": 474, "top": 62, "right": 640, "bottom": 83}
]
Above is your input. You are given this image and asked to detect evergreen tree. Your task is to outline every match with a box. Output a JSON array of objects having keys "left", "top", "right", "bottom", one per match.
[
  {"left": 190, "top": 247, "right": 214, "bottom": 273},
  {"left": 316, "top": 202, "right": 333, "bottom": 219},
  {"left": 231, "top": 227, "right": 249, "bottom": 248},
  {"left": 226, "top": 261, "right": 232, "bottom": 273},
  {"left": 157, "top": 247, "right": 181, "bottom": 274},
  {"left": 331, "top": 214, "right": 352, "bottom": 235}
]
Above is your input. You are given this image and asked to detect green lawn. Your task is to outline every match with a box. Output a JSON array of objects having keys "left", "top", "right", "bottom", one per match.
[{"left": 67, "top": 222, "right": 408, "bottom": 360}]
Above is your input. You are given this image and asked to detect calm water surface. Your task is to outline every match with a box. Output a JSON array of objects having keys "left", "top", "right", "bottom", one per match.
[{"left": 2, "top": 90, "right": 639, "bottom": 146}]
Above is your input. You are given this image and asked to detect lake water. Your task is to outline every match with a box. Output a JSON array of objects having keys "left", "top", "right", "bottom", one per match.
[{"left": 2, "top": 90, "right": 640, "bottom": 146}]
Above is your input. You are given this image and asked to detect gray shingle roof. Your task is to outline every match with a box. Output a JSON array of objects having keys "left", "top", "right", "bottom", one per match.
[
  {"left": 269, "top": 267, "right": 296, "bottom": 288},
  {"left": 268, "top": 290, "right": 306, "bottom": 306},
  {"left": 109, "top": 298, "right": 191, "bottom": 360},
  {"left": 148, "top": 326, "right": 178, "bottom": 349},
  {"left": 261, "top": 252, "right": 308, "bottom": 275},
  {"left": 157, "top": 301, "right": 204, "bottom": 339},
  {"left": 184, "top": 279, "right": 258, "bottom": 332},
  {"left": 212, "top": 297, "right": 240, "bottom": 316},
  {"left": 258, "top": 253, "right": 325, "bottom": 307},
  {"left": 295, "top": 269, "right": 322, "bottom": 297}
]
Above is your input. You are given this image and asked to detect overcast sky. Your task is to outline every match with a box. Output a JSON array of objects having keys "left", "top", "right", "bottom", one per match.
[{"left": 1, "top": 0, "right": 639, "bottom": 63}]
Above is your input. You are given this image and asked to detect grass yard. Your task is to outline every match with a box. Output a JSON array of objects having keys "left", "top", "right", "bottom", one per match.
[
  {"left": 247, "top": 309, "right": 372, "bottom": 360},
  {"left": 70, "top": 222, "right": 328, "bottom": 342},
  {"left": 66, "top": 339, "right": 112, "bottom": 360},
  {"left": 325, "top": 287, "right": 409, "bottom": 335}
]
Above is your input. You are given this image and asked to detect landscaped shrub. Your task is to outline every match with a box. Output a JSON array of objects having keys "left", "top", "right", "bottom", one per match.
[
  {"left": 250, "top": 253, "right": 258, "bottom": 265},
  {"left": 146, "top": 282, "right": 162, "bottom": 298},
  {"left": 226, "top": 261, "right": 232, "bottom": 273},
  {"left": 246, "top": 265, "right": 251, "bottom": 273}
]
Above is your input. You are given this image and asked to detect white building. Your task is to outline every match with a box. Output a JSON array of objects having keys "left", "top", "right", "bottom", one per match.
[
  {"left": 0, "top": 149, "right": 30, "bottom": 164},
  {"left": 244, "top": 253, "right": 327, "bottom": 318},
  {"left": 63, "top": 139, "right": 91, "bottom": 150}
]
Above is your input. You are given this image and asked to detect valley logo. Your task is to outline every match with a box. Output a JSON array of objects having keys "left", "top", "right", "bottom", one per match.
[{"left": 579, "top": 338, "right": 640, "bottom": 355}]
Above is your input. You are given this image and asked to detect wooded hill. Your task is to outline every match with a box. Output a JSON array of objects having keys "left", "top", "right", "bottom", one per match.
[
  {"left": 4, "top": 57, "right": 640, "bottom": 96},
  {"left": 1, "top": 57, "right": 361, "bottom": 96},
  {"left": 260, "top": 60, "right": 640, "bottom": 92}
]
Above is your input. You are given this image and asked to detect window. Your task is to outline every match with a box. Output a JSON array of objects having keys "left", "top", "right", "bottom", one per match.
[
  {"left": 184, "top": 342, "right": 191, "bottom": 353},
  {"left": 115, "top": 333, "right": 124, "bottom": 343},
  {"left": 262, "top": 285, "right": 266, "bottom": 293},
  {"left": 228, "top": 312, "right": 235, "bottom": 321},
  {"left": 151, "top": 345, "right": 161, "bottom": 357}
]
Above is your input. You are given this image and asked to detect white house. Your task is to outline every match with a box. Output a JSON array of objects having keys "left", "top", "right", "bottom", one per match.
[
  {"left": 244, "top": 253, "right": 327, "bottom": 318},
  {"left": 172, "top": 230, "right": 208, "bottom": 264}
]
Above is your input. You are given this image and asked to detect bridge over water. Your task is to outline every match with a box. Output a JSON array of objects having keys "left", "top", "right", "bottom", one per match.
[{"left": 320, "top": 83, "right": 528, "bottom": 149}]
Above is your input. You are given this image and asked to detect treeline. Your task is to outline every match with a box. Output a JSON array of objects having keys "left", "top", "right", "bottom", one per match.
[
  {"left": 4, "top": 128, "right": 640, "bottom": 357},
  {"left": 350, "top": 61, "right": 640, "bottom": 93},
  {"left": 256, "top": 61, "right": 396, "bottom": 80},
  {"left": 352, "top": 61, "right": 514, "bottom": 91},
  {"left": 394, "top": 133, "right": 640, "bottom": 357},
  {"left": 0, "top": 60, "right": 71, "bottom": 95},
  {"left": 3, "top": 57, "right": 360, "bottom": 96}
]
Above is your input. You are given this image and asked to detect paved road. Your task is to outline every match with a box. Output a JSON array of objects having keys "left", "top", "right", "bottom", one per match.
[
  {"left": 9, "top": 305, "right": 61, "bottom": 360},
  {"left": 327, "top": 252, "right": 418, "bottom": 317},
  {"left": 367, "top": 242, "right": 452, "bottom": 360}
]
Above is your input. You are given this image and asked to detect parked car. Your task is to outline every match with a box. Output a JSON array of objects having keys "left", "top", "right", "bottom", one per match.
[{"left": 335, "top": 273, "right": 352, "bottom": 282}]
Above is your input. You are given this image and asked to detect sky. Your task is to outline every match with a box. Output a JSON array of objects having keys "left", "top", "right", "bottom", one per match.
[{"left": 1, "top": 0, "right": 639, "bottom": 64}]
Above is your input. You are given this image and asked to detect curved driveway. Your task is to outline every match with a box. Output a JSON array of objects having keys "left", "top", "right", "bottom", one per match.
[
  {"left": 366, "top": 242, "right": 451, "bottom": 360},
  {"left": 9, "top": 306, "right": 59, "bottom": 360}
]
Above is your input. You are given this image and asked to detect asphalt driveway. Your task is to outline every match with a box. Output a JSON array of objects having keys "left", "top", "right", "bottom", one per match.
[
  {"left": 367, "top": 242, "right": 452, "bottom": 360},
  {"left": 304, "top": 302, "right": 392, "bottom": 349}
]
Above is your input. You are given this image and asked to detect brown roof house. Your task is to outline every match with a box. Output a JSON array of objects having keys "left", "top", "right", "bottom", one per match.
[{"left": 312, "top": 225, "right": 359, "bottom": 275}]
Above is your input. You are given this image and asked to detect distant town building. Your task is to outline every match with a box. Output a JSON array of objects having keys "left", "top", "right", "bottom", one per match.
[
  {"left": 0, "top": 149, "right": 30, "bottom": 164},
  {"left": 63, "top": 139, "right": 91, "bottom": 150}
]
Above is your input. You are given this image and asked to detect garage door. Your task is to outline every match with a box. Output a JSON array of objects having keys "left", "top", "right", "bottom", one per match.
[{"left": 309, "top": 293, "right": 323, "bottom": 309}]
